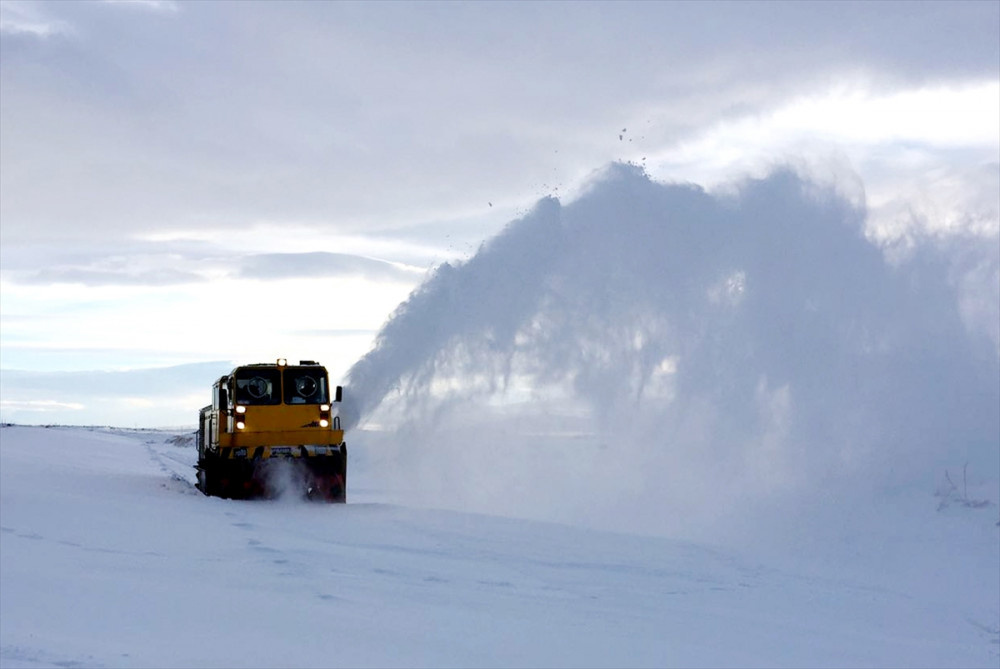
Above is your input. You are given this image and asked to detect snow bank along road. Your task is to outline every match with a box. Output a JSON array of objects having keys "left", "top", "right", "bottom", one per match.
[{"left": 1, "top": 425, "right": 996, "bottom": 668}]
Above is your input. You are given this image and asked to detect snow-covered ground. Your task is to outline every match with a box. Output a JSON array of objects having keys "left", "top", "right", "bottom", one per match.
[{"left": 1, "top": 424, "right": 996, "bottom": 668}]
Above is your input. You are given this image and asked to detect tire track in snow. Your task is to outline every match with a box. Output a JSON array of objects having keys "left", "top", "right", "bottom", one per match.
[
  {"left": 0, "top": 643, "right": 105, "bottom": 669},
  {"left": 138, "top": 430, "right": 200, "bottom": 495}
]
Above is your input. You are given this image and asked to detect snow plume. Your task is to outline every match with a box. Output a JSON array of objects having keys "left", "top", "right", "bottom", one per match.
[
  {"left": 259, "top": 459, "right": 308, "bottom": 503},
  {"left": 345, "top": 163, "right": 999, "bottom": 540}
]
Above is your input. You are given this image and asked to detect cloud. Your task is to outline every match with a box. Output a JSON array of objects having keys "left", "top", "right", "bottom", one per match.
[
  {"left": 1, "top": 239, "right": 423, "bottom": 287},
  {"left": 238, "top": 252, "right": 423, "bottom": 283},
  {"left": 15, "top": 267, "right": 205, "bottom": 287},
  {"left": 0, "top": 241, "right": 214, "bottom": 287},
  {"left": 0, "top": 361, "right": 233, "bottom": 425},
  {"left": 1, "top": 1, "right": 996, "bottom": 249},
  {"left": 0, "top": 236, "right": 222, "bottom": 285},
  {"left": 292, "top": 329, "right": 378, "bottom": 337},
  {"left": 0, "top": 2, "right": 73, "bottom": 37},
  {"left": 100, "top": 0, "right": 179, "bottom": 13},
  {"left": 658, "top": 82, "right": 999, "bottom": 172},
  {"left": 0, "top": 399, "right": 85, "bottom": 412},
  {"left": 1, "top": 361, "right": 233, "bottom": 395}
]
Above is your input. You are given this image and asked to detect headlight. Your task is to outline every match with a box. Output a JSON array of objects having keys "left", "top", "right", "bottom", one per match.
[
  {"left": 235, "top": 405, "right": 246, "bottom": 414},
  {"left": 236, "top": 420, "right": 246, "bottom": 430},
  {"left": 319, "top": 419, "right": 330, "bottom": 428},
  {"left": 320, "top": 404, "right": 331, "bottom": 412}
]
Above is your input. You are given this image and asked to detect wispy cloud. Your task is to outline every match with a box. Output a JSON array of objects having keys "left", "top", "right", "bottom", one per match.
[
  {"left": 2, "top": 245, "right": 424, "bottom": 288},
  {"left": 643, "top": 80, "right": 1000, "bottom": 252},
  {"left": 661, "top": 81, "right": 999, "bottom": 163},
  {"left": 14, "top": 267, "right": 205, "bottom": 287},
  {"left": 238, "top": 252, "right": 423, "bottom": 283},
  {"left": 100, "top": 0, "right": 179, "bottom": 13},
  {"left": 0, "top": 362, "right": 226, "bottom": 424},
  {"left": 0, "top": 1, "right": 73, "bottom": 37},
  {"left": 0, "top": 399, "right": 84, "bottom": 412}
]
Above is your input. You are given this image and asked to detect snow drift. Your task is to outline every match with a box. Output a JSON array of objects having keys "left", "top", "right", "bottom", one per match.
[
  {"left": 2, "top": 425, "right": 996, "bottom": 668},
  {"left": 344, "top": 163, "right": 999, "bottom": 539}
]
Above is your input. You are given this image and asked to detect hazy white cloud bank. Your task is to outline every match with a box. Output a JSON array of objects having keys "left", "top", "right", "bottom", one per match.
[
  {"left": 1, "top": 244, "right": 425, "bottom": 287},
  {"left": 0, "top": 361, "right": 230, "bottom": 426}
]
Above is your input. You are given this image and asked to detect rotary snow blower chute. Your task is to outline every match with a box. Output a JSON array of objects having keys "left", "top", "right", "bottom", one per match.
[{"left": 196, "top": 359, "right": 347, "bottom": 502}]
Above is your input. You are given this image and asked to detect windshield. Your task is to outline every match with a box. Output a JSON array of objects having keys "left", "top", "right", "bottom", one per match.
[
  {"left": 283, "top": 367, "right": 329, "bottom": 405},
  {"left": 233, "top": 368, "right": 282, "bottom": 405}
]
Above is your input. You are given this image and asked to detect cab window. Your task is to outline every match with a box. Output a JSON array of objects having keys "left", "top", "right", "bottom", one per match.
[
  {"left": 233, "top": 368, "right": 282, "bottom": 405},
  {"left": 283, "top": 367, "right": 329, "bottom": 405}
]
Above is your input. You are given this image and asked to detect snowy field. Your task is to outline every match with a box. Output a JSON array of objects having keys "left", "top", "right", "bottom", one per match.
[{"left": 1, "top": 424, "right": 996, "bottom": 668}]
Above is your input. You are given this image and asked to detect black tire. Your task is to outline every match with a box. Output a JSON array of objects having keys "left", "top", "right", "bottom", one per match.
[
  {"left": 197, "top": 457, "right": 229, "bottom": 498},
  {"left": 197, "top": 463, "right": 216, "bottom": 496},
  {"left": 340, "top": 442, "right": 347, "bottom": 503}
]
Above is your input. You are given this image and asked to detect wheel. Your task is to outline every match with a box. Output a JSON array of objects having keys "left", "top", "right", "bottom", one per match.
[
  {"left": 340, "top": 443, "right": 347, "bottom": 503},
  {"left": 197, "top": 459, "right": 226, "bottom": 497}
]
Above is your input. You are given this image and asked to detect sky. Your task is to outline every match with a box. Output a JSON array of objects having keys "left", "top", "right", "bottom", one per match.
[{"left": 1, "top": 0, "right": 998, "bottom": 427}]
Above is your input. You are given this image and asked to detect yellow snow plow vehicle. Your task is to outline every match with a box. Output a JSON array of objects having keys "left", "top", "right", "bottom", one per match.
[{"left": 197, "top": 359, "right": 346, "bottom": 501}]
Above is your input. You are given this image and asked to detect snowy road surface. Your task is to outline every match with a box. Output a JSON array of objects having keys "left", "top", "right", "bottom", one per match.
[{"left": 1, "top": 425, "right": 997, "bottom": 668}]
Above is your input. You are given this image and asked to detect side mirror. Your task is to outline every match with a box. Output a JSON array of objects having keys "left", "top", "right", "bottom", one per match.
[{"left": 335, "top": 386, "right": 343, "bottom": 403}]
